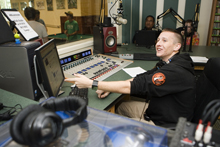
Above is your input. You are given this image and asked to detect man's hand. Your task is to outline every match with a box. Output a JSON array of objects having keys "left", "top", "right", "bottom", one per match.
[
  {"left": 64, "top": 74, "right": 93, "bottom": 89},
  {"left": 96, "top": 90, "right": 110, "bottom": 99}
]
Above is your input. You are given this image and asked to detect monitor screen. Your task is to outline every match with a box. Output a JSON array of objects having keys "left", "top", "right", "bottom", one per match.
[
  {"left": 35, "top": 39, "right": 64, "bottom": 97},
  {"left": 1, "top": 9, "right": 39, "bottom": 41}
]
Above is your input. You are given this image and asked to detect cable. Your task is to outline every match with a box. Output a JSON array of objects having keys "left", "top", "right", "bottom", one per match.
[
  {"left": 202, "top": 102, "right": 220, "bottom": 124},
  {"left": 210, "top": 107, "right": 220, "bottom": 126},
  {"left": 201, "top": 99, "right": 220, "bottom": 124},
  {"left": 108, "top": 0, "right": 119, "bottom": 25},
  {"left": 0, "top": 104, "right": 23, "bottom": 121}
]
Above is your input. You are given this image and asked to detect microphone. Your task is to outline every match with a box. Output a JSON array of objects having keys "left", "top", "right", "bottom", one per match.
[
  {"left": 114, "top": 0, "right": 127, "bottom": 25},
  {"left": 115, "top": 16, "right": 127, "bottom": 25}
]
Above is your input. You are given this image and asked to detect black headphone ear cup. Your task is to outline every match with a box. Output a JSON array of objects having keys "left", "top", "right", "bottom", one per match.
[
  {"left": 10, "top": 104, "right": 42, "bottom": 145},
  {"left": 21, "top": 107, "right": 46, "bottom": 145}
]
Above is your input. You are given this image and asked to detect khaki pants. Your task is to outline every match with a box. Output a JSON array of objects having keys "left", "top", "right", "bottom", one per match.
[{"left": 116, "top": 100, "right": 155, "bottom": 126}]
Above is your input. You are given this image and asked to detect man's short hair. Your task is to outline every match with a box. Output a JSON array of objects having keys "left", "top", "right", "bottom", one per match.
[
  {"left": 35, "top": 10, "right": 40, "bottom": 15},
  {"left": 24, "top": 7, "right": 36, "bottom": 20},
  {"left": 162, "top": 28, "right": 184, "bottom": 50},
  {"left": 145, "top": 15, "right": 155, "bottom": 22},
  {"left": 185, "top": 19, "right": 193, "bottom": 26}
]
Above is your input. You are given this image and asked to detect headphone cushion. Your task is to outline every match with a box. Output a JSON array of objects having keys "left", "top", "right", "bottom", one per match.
[
  {"left": 10, "top": 104, "right": 42, "bottom": 145},
  {"left": 21, "top": 108, "right": 47, "bottom": 145}
]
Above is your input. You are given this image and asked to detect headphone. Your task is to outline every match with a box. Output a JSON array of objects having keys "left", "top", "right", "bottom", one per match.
[{"left": 10, "top": 96, "right": 87, "bottom": 147}]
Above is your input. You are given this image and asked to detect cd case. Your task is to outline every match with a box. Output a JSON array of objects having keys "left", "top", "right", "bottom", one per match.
[{"left": 1, "top": 107, "right": 168, "bottom": 147}]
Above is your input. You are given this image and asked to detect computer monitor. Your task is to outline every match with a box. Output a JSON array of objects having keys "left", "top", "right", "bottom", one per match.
[
  {"left": 35, "top": 39, "right": 64, "bottom": 98},
  {"left": 135, "top": 30, "right": 160, "bottom": 47}
]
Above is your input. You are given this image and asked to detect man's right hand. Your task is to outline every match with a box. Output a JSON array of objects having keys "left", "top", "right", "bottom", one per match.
[{"left": 96, "top": 90, "right": 110, "bottom": 99}]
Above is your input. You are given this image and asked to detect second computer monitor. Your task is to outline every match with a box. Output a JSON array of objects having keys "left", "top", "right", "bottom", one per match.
[
  {"left": 35, "top": 39, "right": 64, "bottom": 98},
  {"left": 135, "top": 30, "right": 160, "bottom": 47}
]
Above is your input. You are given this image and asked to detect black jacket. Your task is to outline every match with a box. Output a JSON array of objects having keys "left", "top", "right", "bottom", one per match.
[{"left": 130, "top": 53, "right": 196, "bottom": 125}]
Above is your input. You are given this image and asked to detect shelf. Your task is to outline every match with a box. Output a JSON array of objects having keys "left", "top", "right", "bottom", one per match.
[{"left": 212, "top": 35, "right": 220, "bottom": 36}]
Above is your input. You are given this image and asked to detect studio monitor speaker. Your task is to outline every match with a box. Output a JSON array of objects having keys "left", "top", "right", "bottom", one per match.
[{"left": 93, "top": 26, "right": 117, "bottom": 54}]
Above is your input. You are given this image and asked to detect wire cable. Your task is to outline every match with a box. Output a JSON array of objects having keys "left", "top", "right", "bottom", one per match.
[
  {"left": 210, "top": 107, "right": 220, "bottom": 126},
  {"left": 108, "top": 0, "right": 119, "bottom": 24},
  {"left": 201, "top": 99, "right": 220, "bottom": 122}
]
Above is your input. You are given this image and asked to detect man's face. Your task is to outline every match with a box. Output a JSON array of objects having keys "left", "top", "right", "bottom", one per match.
[
  {"left": 67, "top": 15, "right": 72, "bottom": 21},
  {"left": 145, "top": 17, "right": 154, "bottom": 30},
  {"left": 156, "top": 31, "right": 179, "bottom": 61},
  {"left": 185, "top": 22, "right": 192, "bottom": 33}
]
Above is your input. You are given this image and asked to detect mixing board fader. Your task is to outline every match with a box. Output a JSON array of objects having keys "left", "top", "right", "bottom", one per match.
[{"left": 60, "top": 49, "right": 133, "bottom": 81}]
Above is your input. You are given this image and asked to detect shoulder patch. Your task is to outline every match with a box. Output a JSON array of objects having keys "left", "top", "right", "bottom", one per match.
[{"left": 152, "top": 72, "right": 166, "bottom": 86}]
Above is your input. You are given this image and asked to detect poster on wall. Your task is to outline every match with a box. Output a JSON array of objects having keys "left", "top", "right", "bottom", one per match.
[
  {"left": 56, "top": 0, "right": 65, "bottom": 9},
  {"left": 68, "top": 0, "right": 77, "bottom": 9},
  {"left": 29, "top": 0, "right": 35, "bottom": 8},
  {"left": 36, "top": 0, "right": 45, "bottom": 10},
  {"left": 11, "top": 3, "right": 19, "bottom": 10},
  {"left": 20, "top": 2, "right": 27, "bottom": 11},
  {"left": 46, "top": 0, "right": 53, "bottom": 11}
]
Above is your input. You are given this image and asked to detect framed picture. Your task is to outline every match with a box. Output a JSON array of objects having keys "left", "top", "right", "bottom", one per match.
[
  {"left": 68, "top": 0, "right": 77, "bottom": 9},
  {"left": 36, "top": 0, "right": 45, "bottom": 10},
  {"left": 46, "top": 0, "right": 53, "bottom": 11},
  {"left": 20, "top": 2, "right": 27, "bottom": 11},
  {"left": 56, "top": 0, "right": 65, "bottom": 9},
  {"left": 29, "top": 0, "right": 35, "bottom": 8},
  {"left": 11, "top": 3, "right": 19, "bottom": 10}
]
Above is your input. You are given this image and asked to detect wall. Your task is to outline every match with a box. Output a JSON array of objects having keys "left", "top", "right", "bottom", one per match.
[
  {"left": 121, "top": 0, "right": 211, "bottom": 46},
  {"left": 197, "top": 0, "right": 213, "bottom": 46},
  {"left": 10, "top": 0, "right": 106, "bottom": 35}
]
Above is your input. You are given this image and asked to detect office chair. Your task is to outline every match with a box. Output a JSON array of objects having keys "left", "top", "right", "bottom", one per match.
[{"left": 191, "top": 57, "right": 220, "bottom": 125}]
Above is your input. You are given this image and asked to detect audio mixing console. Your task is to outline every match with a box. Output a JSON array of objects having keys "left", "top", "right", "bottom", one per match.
[{"left": 60, "top": 49, "right": 133, "bottom": 81}]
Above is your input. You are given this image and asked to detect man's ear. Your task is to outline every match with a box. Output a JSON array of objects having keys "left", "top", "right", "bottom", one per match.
[{"left": 174, "top": 43, "right": 181, "bottom": 52}]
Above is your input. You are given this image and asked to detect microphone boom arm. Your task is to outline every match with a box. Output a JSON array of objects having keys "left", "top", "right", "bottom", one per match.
[{"left": 156, "top": 8, "right": 185, "bottom": 27}]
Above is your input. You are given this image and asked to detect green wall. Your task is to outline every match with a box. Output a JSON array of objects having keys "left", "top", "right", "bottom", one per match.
[{"left": 122, "top": 0, "right": 201, "bottom": 43}]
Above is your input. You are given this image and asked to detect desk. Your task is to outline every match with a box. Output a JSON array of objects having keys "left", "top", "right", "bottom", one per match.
[
  {"left": 1, "top": 44, "right": 220, "bottom": 115},
  {"left": 0, "top": 89, "right": 169, "bottom": 147},
  {"left": 48, "top": 33, "right": 93, "bottom": 45}
]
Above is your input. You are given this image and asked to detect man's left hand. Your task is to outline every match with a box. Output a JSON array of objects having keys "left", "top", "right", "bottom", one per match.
[{"left": 64, "top": 74, "right": 93, "bottom": 89}]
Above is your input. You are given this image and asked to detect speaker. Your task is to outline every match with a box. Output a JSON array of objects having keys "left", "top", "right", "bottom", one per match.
[
  {"left": 93, "top": 26, "right": 117, "bottom": 54},
  {"left": 10, "top": 96, "right": 87, "bottom": 147}
]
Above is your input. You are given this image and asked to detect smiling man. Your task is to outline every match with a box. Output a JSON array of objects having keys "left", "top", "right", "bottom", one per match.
[{"left": 65, "top": 28, "right": 196, "bottom": 126}]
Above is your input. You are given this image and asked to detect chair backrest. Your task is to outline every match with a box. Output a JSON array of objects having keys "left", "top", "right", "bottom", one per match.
[{"left": 191, "top": 57, "right": 220, "bottom": 123}]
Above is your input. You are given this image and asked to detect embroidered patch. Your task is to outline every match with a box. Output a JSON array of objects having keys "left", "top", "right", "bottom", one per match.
[{"left": 152, "top": 72, "right": 166, "bottom": 86}]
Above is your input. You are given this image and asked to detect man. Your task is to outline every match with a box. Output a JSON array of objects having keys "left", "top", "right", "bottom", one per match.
[
  {"left": 133, "top": 15, "right": 160, "bottom": 45},
  {"left": 65, "top": 28, "right": 196, "bottom": 126},
  {"left": 176, "top": 19, "right": 199, "bottom": 46},
  {"left": 64, "top": 11, "right": 79, "bottom": 41},
  {"left": 24, "top": 7, "right": 48, "bottom": 43},
  {"left": 143, "top": 15, "right": 156, "bottom": 30},
  {"left": 35, "top": 10, "right": 47, "bottom": 32}
]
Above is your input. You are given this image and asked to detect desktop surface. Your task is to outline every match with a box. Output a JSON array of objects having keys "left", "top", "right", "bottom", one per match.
[{"left": 2, "top": 105, "right": 168, "bottom": 147}]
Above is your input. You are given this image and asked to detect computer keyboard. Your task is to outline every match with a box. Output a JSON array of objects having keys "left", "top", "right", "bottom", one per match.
[{"left": 69, "top": 85, "right": 88, "bottom": 105}]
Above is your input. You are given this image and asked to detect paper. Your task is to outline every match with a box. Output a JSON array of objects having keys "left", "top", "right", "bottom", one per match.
[
  {"left": 190, "top": 56, "right": 209, "bottom": 63},
  {"left": 123, "top": 67, "right": 146, "bottom": 77}
]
